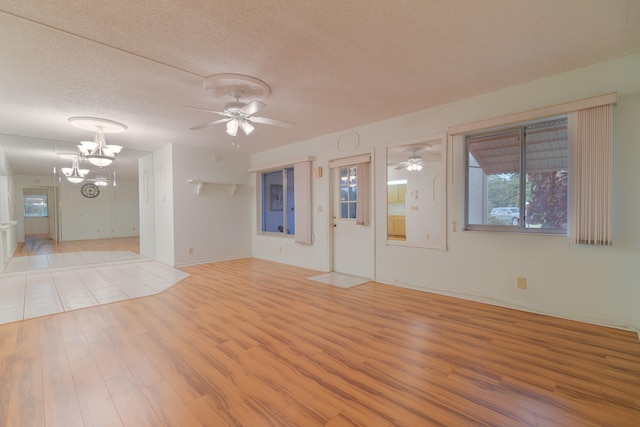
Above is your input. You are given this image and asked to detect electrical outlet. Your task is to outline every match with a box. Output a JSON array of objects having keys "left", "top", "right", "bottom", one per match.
[
  {"left": 517, "top": 276, "right": 527, "bottom": 289},
  {"left": 188, "top": 248, "right": 194, "bottom": 255},
  {"left": 279, "top": 246, "right": 283, "bottom": 253}
]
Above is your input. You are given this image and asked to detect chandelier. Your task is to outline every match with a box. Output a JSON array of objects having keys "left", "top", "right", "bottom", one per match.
[
  {"left": 77, "top": 130, "right": 123, "bottom": 167},
  {"left": 61, "top": 157, "right": 90, "bottom": 184},
  {"left": 69, "top": 117, "right": 126, "bottom": 167}
]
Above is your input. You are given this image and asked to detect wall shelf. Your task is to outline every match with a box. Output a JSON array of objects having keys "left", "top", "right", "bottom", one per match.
[{"left": 187, "top": 179, "right": 239, "bottom": 195}]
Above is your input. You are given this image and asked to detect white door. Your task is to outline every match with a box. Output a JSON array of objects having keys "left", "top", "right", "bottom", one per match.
[{"left": 332, "top": 164, "right": 373, "bottom": 278}]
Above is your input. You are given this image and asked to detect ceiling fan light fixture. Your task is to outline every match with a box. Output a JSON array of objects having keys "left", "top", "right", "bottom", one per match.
[
  {"left": 406, "top": 163, "right": 423, "bottom": 172},
  {"left": 226, "top": 118, "right": 239, "bottom": 136},
  {"left": 187, "top": 79, "right": 294, "bottom": 135},
  {"left": 240, "top": 120, "right": 255, "bottom": 135}
]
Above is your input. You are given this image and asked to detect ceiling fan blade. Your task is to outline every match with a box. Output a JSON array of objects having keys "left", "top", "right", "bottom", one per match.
[
  {"left": 422, "top": 152, "right": 441, "bottom": 161},
  {"left": 394, "top": 162, "right": 409, "bottom": 170},
  {"left": 240, "top": 100, "right": 266, "bottom": 116},
  {"left": 182, "top": 105, "right": 229, "bottom": 117},
  {"left": 190, "top": 118, "right": 230, "bottom": 131},
  {"left": 248, "top": 116, "right": 295, "bottom": 128}
]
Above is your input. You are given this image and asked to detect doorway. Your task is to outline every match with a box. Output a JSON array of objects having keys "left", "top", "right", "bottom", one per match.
[
  {"left": 22, "top": 186, "right": 57, "bottom": 242},
  {"left": 330, "top": 156, "right": 373, "bottom": 279}
]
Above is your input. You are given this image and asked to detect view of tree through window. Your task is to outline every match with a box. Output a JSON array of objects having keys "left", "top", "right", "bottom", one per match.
[
  {"left": 23, "top": 194, "right": 48, "bottom": 217},
  {"left": 467, "top": 117, "right": 568, "bottom": 232}
]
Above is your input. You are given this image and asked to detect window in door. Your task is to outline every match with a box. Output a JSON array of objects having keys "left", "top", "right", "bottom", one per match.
[{"left": 339, "top": 166, "right": 357, "bottom": 219}]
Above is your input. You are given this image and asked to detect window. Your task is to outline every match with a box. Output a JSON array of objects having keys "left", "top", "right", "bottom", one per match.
[
  {"left": 261, "top": 168, "right": 295, "bottom": 234},
  {"left": 466, "top": 116, "right": 568, "bottom": 233},
  {"left": 340, "top": 166, "right": 357, "bottom": 219},
  {"left": 23, "top": 194, "right": 49, "bottom": 217},
  {"left": 252, "top": 158, "right": 312, "bottom": 244}
]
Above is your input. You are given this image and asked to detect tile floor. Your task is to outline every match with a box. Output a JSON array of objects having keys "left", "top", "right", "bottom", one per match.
[
  {"left": 4, "top": 250, "right": 142, "bottom": 273},
  {"left": 0, "top": 252, "right": 189, "bottom": 325},
  {"left": 307, "top": 271, "right": 370, "bottom": 288}
]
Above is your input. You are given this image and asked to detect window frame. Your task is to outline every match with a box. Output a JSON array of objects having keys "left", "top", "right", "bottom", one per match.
[
  {"left": 339, "top": 166, "right": 358, "bottom": 221},
  {"left": 450, "top": 93, "right": 616, "bottom": 243},
  {"left": 464, "top": 117, "right": 568, "bottom": 235},
  {"left": 23, "top": 193, "right": 49, "bottom": 218},
  {"left": 259, "top": 167, "right": 295, "bottom": 236}
]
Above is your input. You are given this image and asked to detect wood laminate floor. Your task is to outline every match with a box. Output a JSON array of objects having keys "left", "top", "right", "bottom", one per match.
[
  {"left": 1, "top": 257, "right": 639, "bottom": 426},
  {"left": 13, "top": 235, "right": 140, "bottom": 257}
]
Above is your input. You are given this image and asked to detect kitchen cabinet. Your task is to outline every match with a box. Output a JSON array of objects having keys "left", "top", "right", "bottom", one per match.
[
  {"left": 387, "top": 184, "right": 407, "bottom": 203},
  {"left": 387, "top": 215, "right": 406, "bottom": 237}
]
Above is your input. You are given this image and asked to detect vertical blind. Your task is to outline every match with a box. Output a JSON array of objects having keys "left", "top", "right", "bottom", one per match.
[
  {"left": 570, "top": 104, "right": 613, "bottom": 245},
  {"left": 294, "top": 161, "right": 312, "bottom": 244}
]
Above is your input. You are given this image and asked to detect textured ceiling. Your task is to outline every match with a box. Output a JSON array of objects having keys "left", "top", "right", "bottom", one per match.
[{"left": 1, "top": 0, "right": 639, "bottom": 178}]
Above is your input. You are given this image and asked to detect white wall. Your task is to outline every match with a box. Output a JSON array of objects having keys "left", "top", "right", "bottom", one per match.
[
  {"left": 171, "top": 144, "right": 252, "bottom": 266},
  {"left": 139, "top": 153, "right": 155, "bottom": 258},
  {"left": 24, "top": 217, "right": 49, "bottom": 235},
  {"left": 153, "top": 144, "right": 175, "bottom": 267},
  {"left": 57, "top": 178, "right": 139, "bottom": 241},
  {"left": 251, "top": 53, "right": 640, "bottom": 331},
  {"left": 14, "top": 174, "right": 139, "bottom": 242}
]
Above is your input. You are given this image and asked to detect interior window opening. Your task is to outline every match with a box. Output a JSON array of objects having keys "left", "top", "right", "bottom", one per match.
[{"left": 261, "top": 167, "right": 295, "bottom": 235}]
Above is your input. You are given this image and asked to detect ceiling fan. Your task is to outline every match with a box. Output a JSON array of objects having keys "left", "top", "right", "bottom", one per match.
[
  {"left": 392, "top": 144, "right": 442, "bottom": 171},
  {"left": 395, "top": 150, "right": 425, "bottom": 171},
  {"left": 186, "top": 90, "right": 295, "bottom": 136}
]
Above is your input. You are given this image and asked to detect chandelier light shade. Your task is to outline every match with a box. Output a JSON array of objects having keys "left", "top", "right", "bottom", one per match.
[
  {"left": 61, "top": 157, "right": 90, "bottom": 184},
  {"left": 77, "top": 130, "right": 123, "bottom": 167},
  {"left": 69, "top": 116, "right": 126, "bottom": 167}
]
